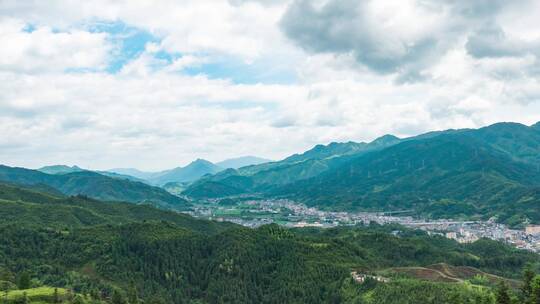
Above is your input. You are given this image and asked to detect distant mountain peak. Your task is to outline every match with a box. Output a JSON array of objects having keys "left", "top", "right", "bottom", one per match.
[
  {"left": 148, "top": 159, "right": 223, "bottom": 185},
  {"left": 190, "top": 159, "right": 214, "bottom": 166},
  {"left": 38, "top": 165, "right": 85, "bottom": 175},
  {"left": 480, "top": 122, "right": 529, "bottom": 133},
  {"left": 370, "top": 134, "right": 400, "bottom": 145}
]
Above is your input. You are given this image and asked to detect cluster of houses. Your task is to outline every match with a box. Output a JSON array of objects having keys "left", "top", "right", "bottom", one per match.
[{"left": 350, "top": 272, "right": 390, "bottom": 284}]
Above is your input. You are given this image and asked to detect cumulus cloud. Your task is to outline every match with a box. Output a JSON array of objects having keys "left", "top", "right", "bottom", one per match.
[
  {"left": 0, "top": 19, "right": 111, "bottom": 73},
  {"left": 280, "top": 0, "right": 540, "bottom": 81},
  {"left": 466, "top": 25, "right": 540, "bottom": 59},
  {"left": 0, "top": 0, "right": 289, "bottom": 60},
  {"left": 280, "top": 0, "right": 450, "bottom": 79},
  {"left": 0, "top": 0, "right": 539, "bottom": 170}
]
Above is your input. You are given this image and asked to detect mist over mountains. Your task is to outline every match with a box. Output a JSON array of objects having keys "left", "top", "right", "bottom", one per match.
[{"left": 108, "top": 156, "right": 272, "bottom": 186}]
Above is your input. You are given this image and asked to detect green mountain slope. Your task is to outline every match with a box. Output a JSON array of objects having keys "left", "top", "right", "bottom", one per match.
[
  {"left": 465, "top": 122, "right": 540, "bottom": 166},
  {"left": 0, "top": 184, "right": 537, "bottom": 303},
  {"left": 284, "top": 135, "right": 400, "bottom": 164},
  {"left": 185, "top": 135, "right": 401, "bottom": 198},
  {"left": 0, "top": 182, "right": 228, "bottom": 233},
  {"left": 37, "top": 165, "right": 84, "bottom": 175},
  {"left": 274, "top": 124, "right": 540, "bottom": 224},
  {"left": 216, "top": 156, "right": 272, "bottom": 169},
  {"left": 185, "top": 122, "right": 540, "bottom": 225},
  {"left": 0, "top": 165, "right": 188, "bottom": 208},
  {"left": 39, "top": 164, "right": 148, "bottom": 184}
]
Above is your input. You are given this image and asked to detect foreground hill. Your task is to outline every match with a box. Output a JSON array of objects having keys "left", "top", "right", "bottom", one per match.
[
  {"left": 185, "top": 122, "right": 540, "bottom": 225},
  {"left": 0, "top": 183, "right": 538, "bottom": 303},
  {"left": 0, "top": 165, "right": 188, "bottom": 208},
  {"left": 0, "top": 182, "right": 227, "bottom": 233}
]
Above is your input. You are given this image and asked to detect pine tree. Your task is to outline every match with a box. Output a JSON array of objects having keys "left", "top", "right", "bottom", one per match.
[
  {"left": 496, "top": 282, "right": 511, "bottom": 304},
  {"left": 127, "top": 281, "right": 139, "bottom": 304},
  {"left": 112, "top": 289, "right": 126, "bottom": 304},
  {"left": 531, "top": 276, "right": 540, "bottom": 304},
  {"left": 523, "top": 267, "right": 536, "bottom": 302},
  {"left": 0, "top": 269, "right": 14, "bottom": 283},
  {"left": 17, "top": 272, "right": 30, "bottom": 290}
]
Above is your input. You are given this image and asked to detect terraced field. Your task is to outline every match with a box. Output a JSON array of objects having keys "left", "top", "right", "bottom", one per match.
[{"left": 387, "top": 263, "right": 521, "bottom": 287}]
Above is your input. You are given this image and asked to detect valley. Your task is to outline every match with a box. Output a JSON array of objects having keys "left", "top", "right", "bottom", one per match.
[
  {"left": 5, "top": 1, "right": 540, "bottom": 302},
  {"left": 185, "top": 198, "right": 540, "bottom": 252},
  {"left": 2, "top": 121, "right": 540, "bottom": 303}
]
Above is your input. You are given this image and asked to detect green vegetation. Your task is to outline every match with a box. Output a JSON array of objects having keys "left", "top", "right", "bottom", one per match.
[
  {"left": 3, "top": 287, "right": 68, "bottom": 303},
  {"left": 0, "top": 166, "right": 187, "bottom": 209},
  {"left": 354, "top": 279, "right": 494, "bottom": 304},
  {"left": 184, "top": 137, "right": 399, "bottom": 198},
  {"left": 0, "top": 182, "right": 230, "bottom": 233},
  {"left": 276, "top": 132, "right": 540, "bottom": 224},
  {"left": 185, "top": 122, "right": 540, "bottom": 226},
  {"left": 1, "top": 182, "right": 540, "bottom": 303}
]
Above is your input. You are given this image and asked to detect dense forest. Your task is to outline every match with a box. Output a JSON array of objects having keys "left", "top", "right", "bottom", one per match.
[{"left": 1, "top": 182, "right": 540, "bottom": 303}]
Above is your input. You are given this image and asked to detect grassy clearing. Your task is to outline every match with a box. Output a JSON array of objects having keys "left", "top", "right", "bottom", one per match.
[{"left": 3, "top": 286, "right": 67, "bottom": 303}]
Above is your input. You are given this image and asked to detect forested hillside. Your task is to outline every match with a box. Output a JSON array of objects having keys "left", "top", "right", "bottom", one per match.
[
  {"left": 184, "top": 135, "right": 401, "bottom": 198},
  {"left": 1, "top": 183, "right": 540, "bottom": 303},
  {"left": 184, "top": 122, "right": 540, "bottom": 225},
  {"left": 0, "top": 182, "right": 226, "bottom": 233},
  {"left": 0, "top": 166, "right": 188, "bottom": 209},
  {"left": 275, "top": 130, "right": 540, "bottom": 225}
]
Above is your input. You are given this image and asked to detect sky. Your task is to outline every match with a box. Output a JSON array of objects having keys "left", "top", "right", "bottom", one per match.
[{"left": 1, "top": 0, "right": 540, "bottom": 171}]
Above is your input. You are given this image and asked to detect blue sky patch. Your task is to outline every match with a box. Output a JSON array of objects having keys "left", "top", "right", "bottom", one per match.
[
  {"left": 22, "top": 23, "right": 36, "bottom": 33},
  {"left": 74, "top": 21, "right": 296, "bottom": 84},
  {"left": 88, "top": 21, "right": 162, "bottom": 73},
  {"left": 184, "top": 56, "right": 296, "bottom": 85}
]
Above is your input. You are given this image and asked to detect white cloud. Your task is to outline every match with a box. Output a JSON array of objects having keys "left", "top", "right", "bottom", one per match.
[
  {"left": 0, "top": 0, "right": 539, "bottom": 171},
  {"left": 0, "top": 18, "right": 111, "bottom": 73},
  {"left": 0, "top": 0, "right": 290, "bottom": 60}
]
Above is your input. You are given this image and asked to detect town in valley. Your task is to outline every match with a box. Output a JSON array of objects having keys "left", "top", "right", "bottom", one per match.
[{"left": 183, "top": 198, "right": 540, "bottom": 253}]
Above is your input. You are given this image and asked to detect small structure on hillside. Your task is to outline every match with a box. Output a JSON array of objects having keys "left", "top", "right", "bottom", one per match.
[{"left": 351, "top": 271, "right": 390, "bottom": 284}]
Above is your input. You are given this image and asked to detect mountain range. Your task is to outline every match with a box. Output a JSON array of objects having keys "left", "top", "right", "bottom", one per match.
[
  {"left": 109, "top": 156, "right": 271, "bottom": 186},
  {"left": 215, "top": 156, "right": 272, "bottom": 169},
  {"left": 0, "top": 165, "right": 187, "bottom": 209},
  {"left": 38, "top": 164, "right": 149, "bottom": 183},
  {"left": 184, "top": 122, "right": 540, "bottom": 226},
  {"left": 4, "top": 121, "right": 540, "bottom": 226}
]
